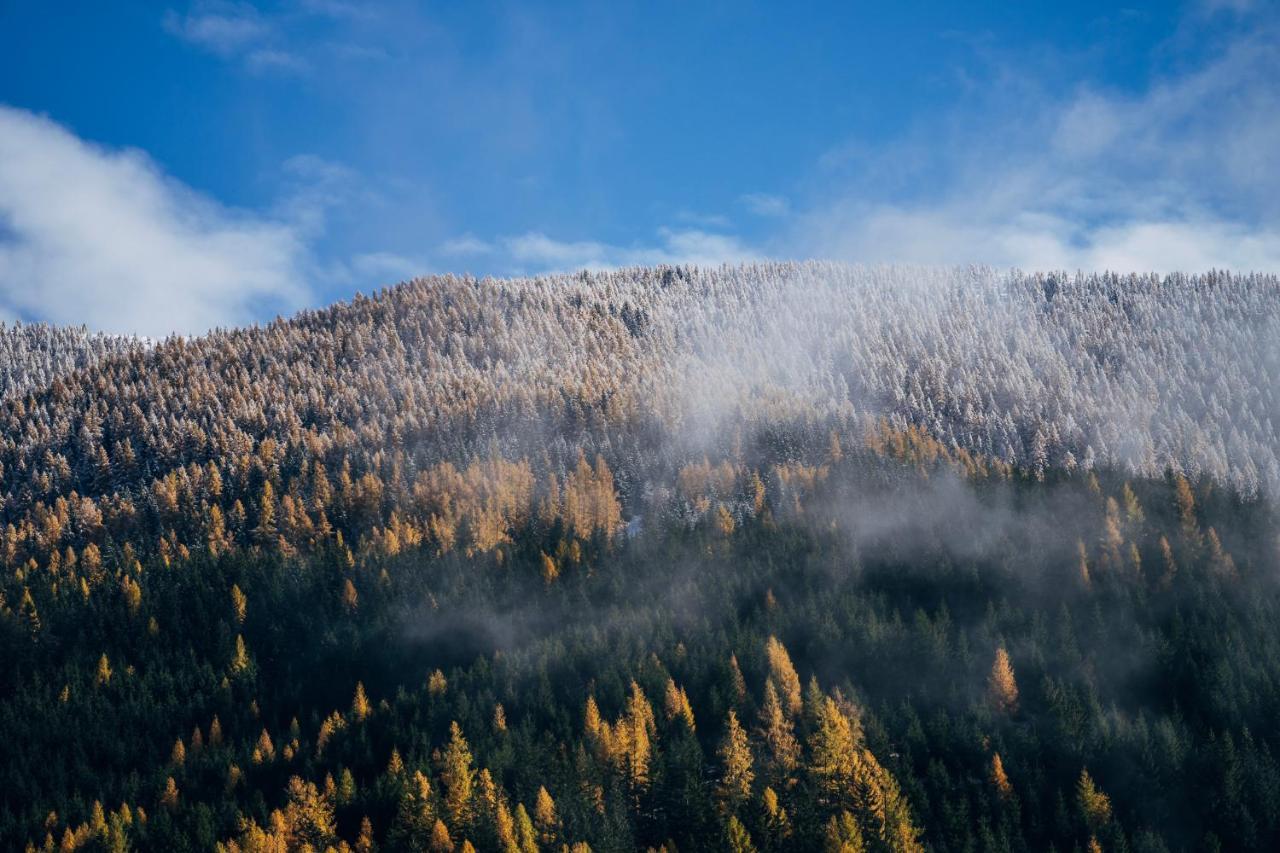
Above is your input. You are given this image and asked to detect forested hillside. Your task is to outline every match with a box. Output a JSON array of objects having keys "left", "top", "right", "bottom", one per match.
[
  {"left": 0, "top": 323, "right": 142, "bottom": 403},
  {"left": 2, "top": 264, "right": 1279, "bottom": 852}
]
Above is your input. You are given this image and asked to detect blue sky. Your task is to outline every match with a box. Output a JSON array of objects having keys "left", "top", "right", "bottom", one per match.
[{"left": 0, "top": 0, "right": 1277, "bottom": 335}]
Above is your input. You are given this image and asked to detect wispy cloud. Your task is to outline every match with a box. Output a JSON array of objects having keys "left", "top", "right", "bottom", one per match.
[
  {"left": 244, "top": 48, "right": 309, "bottom": 73},
  {"left": 86, "top": 0, "right": 1280, "bottom": 328},
  {"left": 438, "top": 235, "right": 494, "bottom": 257},
  {"left": 504, "top": 228, "right": 759, "bottom": 273},
  {"left": 740, "top": 193, "right": 790, "bottom": 218},
  {"left": 1198, "top": 0, "right": 1256, "bottom": 16},
  {"left": 328, "top": 251, "right": 426, "bottom": 286},
  {"left": 0, "top": 102, "right": 754, "bottom": 336},
  {"left": 294, "top": 0, "right": 379, "bottom": 21},
  {"left": 162, "top": 2, "right": 266, "bottom": 55},
  {"left": 673, "top": 210, "right": 732, "bottom": 229},
  {"left": 0, "top": 105, "right": 311, "bottom": 336},
  {"left": 164, "top": 1, "right": 307, "bottom": 73},
  {"left": 796, "top": 15, "right": 1280, "bottom": 272}
]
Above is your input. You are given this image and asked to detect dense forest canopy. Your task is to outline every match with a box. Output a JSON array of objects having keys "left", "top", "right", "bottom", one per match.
[
  {"left": 1, "top": 263, "right": 1279, "bottom": 852},
  {"left": 0, "top": 323, "right": 142, "bottom": 403}
]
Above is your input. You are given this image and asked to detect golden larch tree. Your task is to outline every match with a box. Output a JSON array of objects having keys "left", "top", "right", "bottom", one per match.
[
  {"left": 809, "top": 696, "right": 858, "bottom": 808},
  {"left": 96, "top": 653, "right": 113, "bottom": 686},
  {"left": 429, "top": 818, "right": 454, "bottom": 852},
  {"left": 1173, "top": 474, "right": 1197, "bottom": 540},
  {"left": 765, "top": 636, "right": 803, "bottom": 718},
  {"left": 988, "top": 647, "right": 1019, "bottom": 714},
  {"left": 757, "top": 680, "right": 801, "bottom": 785},
  {"left": 990, "top": 753, "right": 1012, "bottom": 800},
  {"left": 441, "top": 721, "right": 475, "bottom": 831},
  {"left": 824, "top": 810, "right": 865, "bottom": 853},
  {"left": 231, "top": 635, "right": 250, "bottom": 674},
  {"left": 533, "top": 785, "right": 559, "bottom": 846},
  {"left": 726, "top": 814, "right": 758, "bottom": 853},
  {"left": 716, "top": 710, "right": 754, "bottom": 814},
  {"left": 230, "top": 584, "right": 247, "bottom": 624},
  {"left": 160, "top": 777, "right": 179, "bottom": 811},
  {"left": 352, "top": 681, "right": 371, "bottom": 722},
  {"left": 663, "top": 678, "right": 696, "bottom": 732},
  {"left": 1077, "top": 769, "right": 1112, "bottom": 831}
]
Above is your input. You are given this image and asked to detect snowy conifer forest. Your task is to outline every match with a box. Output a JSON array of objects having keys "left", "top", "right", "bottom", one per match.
[
  {"left": 3, "top": 264, "right": 1277, "bottom": 508},
  {"left": 3, "top": 264, "right": 1280, "bottom": 852},
  {"left": 0, "top": 323, "right": 142, "bottom": 403}
]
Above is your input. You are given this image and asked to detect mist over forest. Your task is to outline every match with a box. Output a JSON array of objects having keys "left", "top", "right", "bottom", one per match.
[
  {"left": 0, "top": 264, "right": 1278, "bottom": 852},
  {"left": 7, "top": 0, "right": 1280, "bottom": 846}
]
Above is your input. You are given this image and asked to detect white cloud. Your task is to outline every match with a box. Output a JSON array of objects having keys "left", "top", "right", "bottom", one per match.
[
  {"left": 504, "top": 233, "right": 618, "bottom": 269},
  {"left": 313, "top": 250, "right": 428, "bottom": 293},
  {"left": 343, "top": 252, "right": 425, "bottom": 283},
  {"left": 438, "top": 235, "right": 494, "bottom": 257},
  {"left": 504, "top": 228, "right": 759, "bottom": 273},
  {"left": 294, "top": 0, "right": 378, "bottom": 21},
  {"left": 1199, "top": 0, "right": 1255, "bottom": 15},
  {"left": 1083, "top": 220, "right": 1280, "bottom": 272},
  {"left": 275, "top": 153, "right": 369, "bottom": 235},
  {"left": 658, "top": 229, "right": 761, "bottom": 266},
  {"left": 163, "top": 4, "right": 266, "bottom": 56},
  {"left": 740, "top": 193, "right": 790, "bottom": 218},
  {"left": 0, "top": 105, "right": 311, "bottom": 336},
  {"left": 164, "top": 2, "right": 306, "bottom": 73},
  {"left": 673, "top": 210, "right": 732, "bottom": 229},
  {"left": 799, "top": 20, "right": 1280, "bottom": 273},
  {"left": 245, "top": 48, "right": 309, "bottom": 73},
  {"left": 807, "top": 205, "right": 1280, "bottom": 273}
]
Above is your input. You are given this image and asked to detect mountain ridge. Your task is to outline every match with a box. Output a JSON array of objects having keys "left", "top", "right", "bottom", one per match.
[{"left": 4, "top": 262, "right": 1280, "bottom": 851}]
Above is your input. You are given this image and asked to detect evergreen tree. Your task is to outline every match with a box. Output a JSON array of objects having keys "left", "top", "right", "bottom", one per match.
[
  {"left": 442, "top": 722, "right": 475, "bottom": 832},
  {"left": 824, "top": 811, "right": 866, "bottom": 853},
  {"left": 726, "top": 814, "right": 759, "bottom": 853},
  {"left": 757, "top": 680, "right": 801, "bottom": 786},
  {"left": 717, "top": 710, "right": 755, "bottom": 814},
  {"left": 766, "top": 637, "right": 803, "bottom": 718}
]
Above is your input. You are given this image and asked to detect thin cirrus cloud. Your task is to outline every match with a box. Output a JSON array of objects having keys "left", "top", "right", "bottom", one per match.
[
  {"left": 162, "top": 4, "right": 266, "bottom": 55},
  {"left": 437, "top": 235, "right": 495, "bottom": 258},
  {"left": 797, "top": 17, "right": 1280, "bottom": 272},
  {"left": 502, "top": 229, "right": 759, "bottom": 274},
  {"left": 487, "top": 6, "right": 1280, "bottom": 276},
  {"left": 0, "top": 105, "right": 311, "bottom": 337},
  {"left": 162, "top": 2, "right": 308, "bottom": 73},
  {"left": 740, "top": 193, "right": 791, "bottom": 218}
]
